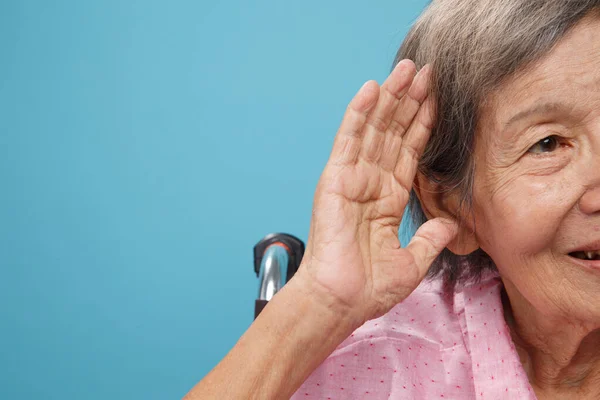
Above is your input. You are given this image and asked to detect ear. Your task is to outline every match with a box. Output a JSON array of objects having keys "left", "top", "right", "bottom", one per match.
[{"left": 413, "top": 172, "right": 480, "bottom": 255}]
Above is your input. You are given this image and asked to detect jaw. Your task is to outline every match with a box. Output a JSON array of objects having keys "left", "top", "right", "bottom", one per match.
[{"left": 501, "top": 278, "right": 600, "bottom": 391}]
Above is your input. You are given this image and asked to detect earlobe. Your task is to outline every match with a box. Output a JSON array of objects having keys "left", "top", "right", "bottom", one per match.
[
  {"left": 447, "top": 224, "right": 480, "bottom": 256},
  {"left": 412, "top": 173, "right": 480, "bottom": 255}
]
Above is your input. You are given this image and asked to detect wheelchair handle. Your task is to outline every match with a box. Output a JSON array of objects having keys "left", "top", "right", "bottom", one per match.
[{"left": 253, "top": 233, "right": 305, "bottom": 319}]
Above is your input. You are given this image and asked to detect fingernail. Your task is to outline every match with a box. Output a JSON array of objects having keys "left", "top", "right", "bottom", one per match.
[
  {"left": 360, "top": 80, "right": 377, "bottom": 94},
  {"left": 396, "top": 59, "right": 415, "bottom": 71}
]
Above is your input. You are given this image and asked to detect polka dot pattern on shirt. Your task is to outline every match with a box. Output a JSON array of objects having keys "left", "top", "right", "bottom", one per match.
[{"left": 291, "top": 272, "right": 537, "bottom": 400}]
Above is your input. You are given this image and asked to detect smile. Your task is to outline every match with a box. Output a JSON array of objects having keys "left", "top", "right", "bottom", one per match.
[{"left": 569, "top": 251, "right": 600, "bottom": 261}]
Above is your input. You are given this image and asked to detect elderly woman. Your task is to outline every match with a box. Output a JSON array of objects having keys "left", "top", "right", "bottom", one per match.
[{"left": 187, "top": 0, "right": 600, "bottom": 398}]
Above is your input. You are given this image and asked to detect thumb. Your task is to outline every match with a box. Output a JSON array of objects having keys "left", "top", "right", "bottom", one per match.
[{"left": 405, "top": 218, "right": 459, "bottom": 280}]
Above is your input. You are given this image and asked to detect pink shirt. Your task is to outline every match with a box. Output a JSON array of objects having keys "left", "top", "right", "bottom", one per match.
[{"left": 291, "top": 272, "right": 537, "bottom": 399}]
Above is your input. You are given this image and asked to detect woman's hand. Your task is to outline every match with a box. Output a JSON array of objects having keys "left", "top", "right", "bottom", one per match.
[
  {"left": 185, "top": 59, "right": 459, "bottom": 400},
  {"left": 297, "top": 59, "right": 458, "bottom": 326}
]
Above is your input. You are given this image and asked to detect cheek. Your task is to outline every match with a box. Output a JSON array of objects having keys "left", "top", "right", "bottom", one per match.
[{"left": 475, "top": 176, "right": 574, "bottom": 261}]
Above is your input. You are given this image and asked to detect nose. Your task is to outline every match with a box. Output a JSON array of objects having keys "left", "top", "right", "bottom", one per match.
[
  {"left": 580, "top": 152, "right": 600, "bottom": 215},
  {"left": 580, "top": 125, "right": 600, "bottom": 215},
  {"left": 580, "top": 186, "right": 600, "bottom": 215}
]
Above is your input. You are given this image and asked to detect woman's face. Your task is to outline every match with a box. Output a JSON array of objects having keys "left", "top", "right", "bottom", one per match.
[{"left": 472, "top": 16, "right": 600, "bottom": 322}]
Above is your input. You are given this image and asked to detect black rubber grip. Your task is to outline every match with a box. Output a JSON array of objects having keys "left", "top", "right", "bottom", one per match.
[{"left": 255, "top": 299, "right": 269, "bottom": 319}]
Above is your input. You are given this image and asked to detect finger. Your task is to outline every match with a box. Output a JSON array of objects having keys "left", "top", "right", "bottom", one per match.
[
  {"left": 380, "top": 65, "right": 431, "bottom": 171},
  {"left": 358, "top": 60, "right": 418, "bottom": 163},
  {"left": 404, "top": 218, "right": 459, "bottom": 280},
  {"left": 329, "top": 80, "right": 380, "bottom": 165},
  {"left": 394, "top": 95, "right": 435, "bottom": 189}
]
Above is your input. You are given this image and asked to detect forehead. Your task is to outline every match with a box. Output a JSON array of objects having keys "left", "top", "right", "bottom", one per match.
[{"left": 484, "top": 15, "right": 600, "bottom": 132}]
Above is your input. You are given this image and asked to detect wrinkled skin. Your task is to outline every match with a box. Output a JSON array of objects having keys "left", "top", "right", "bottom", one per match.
[
  {"left": 298, "top": 12, "right": 600, "bottom": 400},
  {"left": 296, "top": 60, "right": 458, "bottom": 327},
  {"left": 468, "top": 15, "right": 600, "bottom": 399}
]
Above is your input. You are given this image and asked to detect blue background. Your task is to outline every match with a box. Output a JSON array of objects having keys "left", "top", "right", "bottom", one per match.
[{"left": 0, "top": 1, "right": 427, "bottom": 398}]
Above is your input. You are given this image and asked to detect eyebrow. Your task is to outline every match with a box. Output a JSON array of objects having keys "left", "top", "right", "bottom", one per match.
[{"left": 503, "top": 101, "right": 569, "bottom": 130}]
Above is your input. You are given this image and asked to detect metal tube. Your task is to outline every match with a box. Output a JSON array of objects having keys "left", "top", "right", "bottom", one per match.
[{"left": 257, "top": 244, "right": 289, "bottom": 301}]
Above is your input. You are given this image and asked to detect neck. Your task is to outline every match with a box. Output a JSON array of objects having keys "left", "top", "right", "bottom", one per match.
[{"left": 502, "top": 279, "right": 600, "bottom": 397}]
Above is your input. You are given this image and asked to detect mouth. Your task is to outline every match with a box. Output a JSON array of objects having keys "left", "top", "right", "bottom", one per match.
[{"left": 568, "top": 250, "right": 600, "bottom": 261}]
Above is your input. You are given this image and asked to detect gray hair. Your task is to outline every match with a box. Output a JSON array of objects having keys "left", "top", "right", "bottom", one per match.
[{"left": 395, "top": 0, "right": 600, "bottom": 288}]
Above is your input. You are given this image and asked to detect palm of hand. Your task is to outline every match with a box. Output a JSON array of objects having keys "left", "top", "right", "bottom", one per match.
[{"left": 300, "top": 60, "right": 458, "bottom": 324}]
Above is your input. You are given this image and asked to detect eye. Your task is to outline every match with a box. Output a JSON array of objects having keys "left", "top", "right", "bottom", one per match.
[{"left": 527, "top": 135, "right": 561, "bottom": 154}]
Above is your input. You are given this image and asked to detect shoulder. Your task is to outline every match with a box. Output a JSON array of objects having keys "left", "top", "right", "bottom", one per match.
[{"left": 291, "top": 273, "right": 510, "bottom": 399}]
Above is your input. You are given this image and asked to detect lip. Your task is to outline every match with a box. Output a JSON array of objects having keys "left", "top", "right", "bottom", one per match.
[
  {"left": 567, "top": 255, "right": 600, "bottom": 272},
  {"left": 568, "top": 240, "right": 600, "bottom": 253},
  {"left": 566, "top": 240, "right": 600, "bottom": 271}
]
